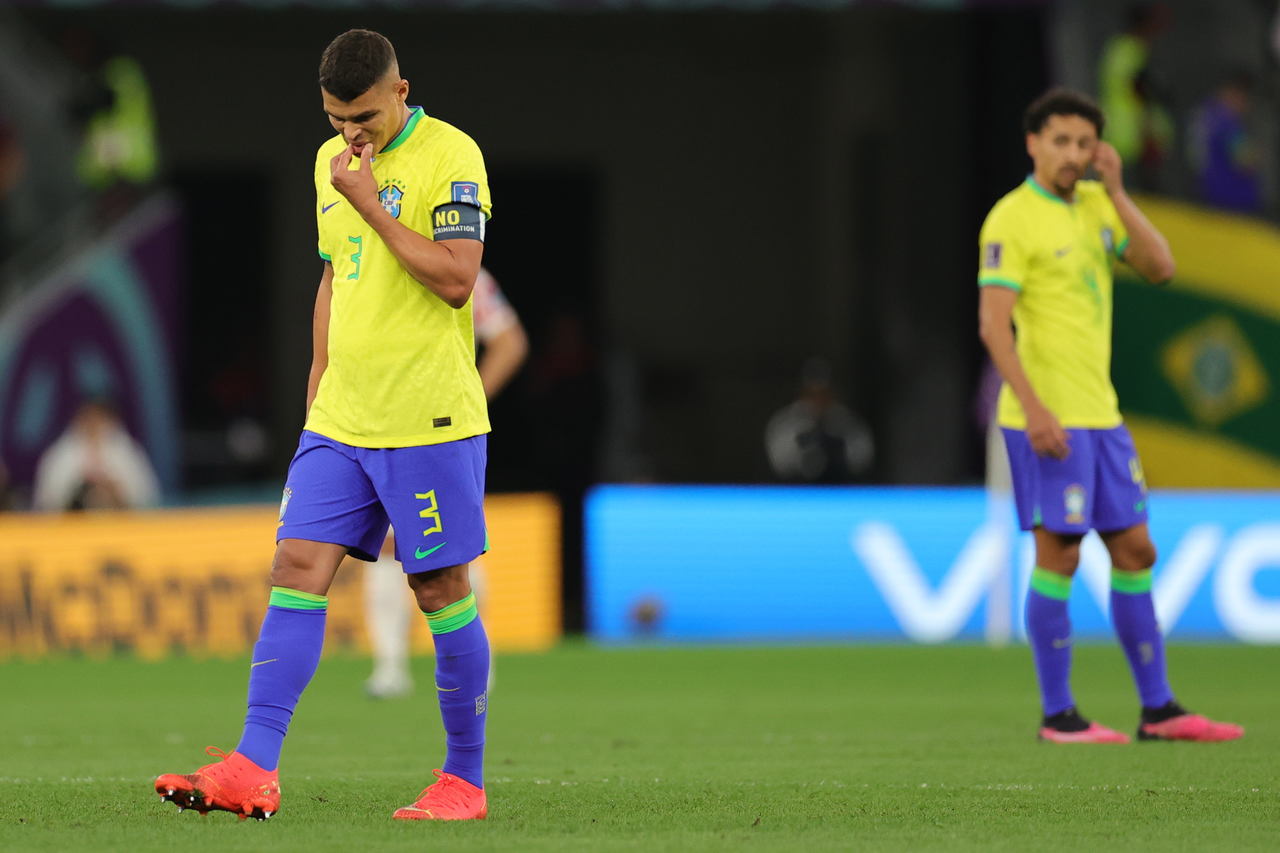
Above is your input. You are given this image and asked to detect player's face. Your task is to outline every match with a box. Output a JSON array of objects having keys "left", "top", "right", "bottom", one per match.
[
  {"left": 1026, "top": 114, "right": 1098, "bottom": 198},
  {"left": 321, "top": 72, "right": 410, "bottom": 154}
]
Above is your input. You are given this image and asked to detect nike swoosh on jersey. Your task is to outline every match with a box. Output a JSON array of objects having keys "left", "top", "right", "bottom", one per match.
[
  {"left": 415, "top": 542, "right": 447, "bottom": 559},
  {"left": 1054, "top": 245, "right": 1072, "bottom": 257},
  {"left": 321, "top": 200, "right": 341, "bottom": 213}
]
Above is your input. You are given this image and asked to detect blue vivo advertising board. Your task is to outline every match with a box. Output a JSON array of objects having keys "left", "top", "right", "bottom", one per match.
[{"left": 585, "top": 486, "right": 1280, "bottom": 643}]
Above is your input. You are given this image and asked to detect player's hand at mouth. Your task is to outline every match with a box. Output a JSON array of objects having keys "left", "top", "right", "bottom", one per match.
[{"left": 329, "top": 143, "right": 379, "bottom": 215}]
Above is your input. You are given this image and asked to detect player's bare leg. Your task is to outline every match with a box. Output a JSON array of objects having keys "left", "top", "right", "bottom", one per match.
[
  {"left": 1030, "top": 529, "right": 1128, "bottom": 743},
  {"left": 155, "top": 539, "right": 348, "bottom": 818},
  {"left": 1102, "top": 524, "right": 1243, "bottom": 743},
  {"left": 392, "top": 563, "right": 489, "bottom": 820}
]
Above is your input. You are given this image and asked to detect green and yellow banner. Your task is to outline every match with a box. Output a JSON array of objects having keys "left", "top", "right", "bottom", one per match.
[{"left": 1114, "top": 195, "right": 1280, "bottom": 487}]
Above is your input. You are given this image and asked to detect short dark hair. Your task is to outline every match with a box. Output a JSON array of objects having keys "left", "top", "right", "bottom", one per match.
[
  {"left": 1023, "top": 87, "right": 1105, "bottom": 137},
  {"left": 318, "top": 29, "right": 397, "bottom": 102}
]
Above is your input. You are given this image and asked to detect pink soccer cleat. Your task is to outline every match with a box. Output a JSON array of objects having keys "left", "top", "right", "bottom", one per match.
[
  {"left": 1037, "top": 707, "right": 1131, "bottom": 744},
  {"left": 1139, "top": 712, "right": 1244, "bottom": 742},
  {"left": 1039, "top": 721, "right": 1131, "bottom": 744}
]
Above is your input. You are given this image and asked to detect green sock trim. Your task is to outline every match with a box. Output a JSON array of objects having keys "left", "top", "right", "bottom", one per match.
[
  {"left": 1029, "top": 567, "right": 1072, "bottom": 601},
  {"left": 1111, "top": 568, "right": 1153, "bottom": 594},
  {"left": 269, "top": 586, "right": 328, "bottom": 610},
  {"left": 424, "top": 592, "right": 478, "bottom": 635}
]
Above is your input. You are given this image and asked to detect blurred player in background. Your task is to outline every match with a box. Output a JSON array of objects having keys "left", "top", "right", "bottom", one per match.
[
  {"left": 365, "top": 266, "right": 527, "bottom": 699},
  {"left": 978, "top": 88, "right": 1244, "bottom": 745},
  {"left": 156, "top": 29, "right": 494, "bottom": 821}
]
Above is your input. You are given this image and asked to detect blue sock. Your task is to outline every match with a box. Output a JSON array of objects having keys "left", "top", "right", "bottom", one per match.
[
  {"left": 1110, "top": 568, "right": 1174, "bottom": 709},
  {"left": 234, "top": 587, "right": 327, "bottom": 771},
  {"left": 425, "top": 592, "right": 489, "bottom": 789},
  {"left": 1026, "top": 567, "right": 1075, "bottom": 717}
]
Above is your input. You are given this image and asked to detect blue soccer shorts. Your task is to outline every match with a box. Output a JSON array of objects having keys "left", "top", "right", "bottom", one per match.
[
  {"left": 276, "top": 430, "right": 487, "bottom": 572},
  {"left": 1001, "top": 424, "right": 1149, "bottom": 535}
]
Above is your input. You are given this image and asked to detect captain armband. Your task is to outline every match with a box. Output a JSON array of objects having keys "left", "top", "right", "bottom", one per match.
[{"left": 431, "top": 203, "right": 486, "bottom": 241}]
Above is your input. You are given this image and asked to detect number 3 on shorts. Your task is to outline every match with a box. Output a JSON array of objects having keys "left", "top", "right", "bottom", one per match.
[{"left": 415, "top": 489, "right": 443, "bottom": 537}]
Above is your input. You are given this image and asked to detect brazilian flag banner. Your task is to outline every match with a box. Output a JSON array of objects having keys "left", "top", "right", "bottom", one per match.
[{"left": 1115, "top": 195, "right": 1280, "bottom": 487}]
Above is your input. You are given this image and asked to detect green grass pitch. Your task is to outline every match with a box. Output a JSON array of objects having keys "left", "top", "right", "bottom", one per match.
[{"left": 1, "top": 643, "right": 1276, "bottom": 851}]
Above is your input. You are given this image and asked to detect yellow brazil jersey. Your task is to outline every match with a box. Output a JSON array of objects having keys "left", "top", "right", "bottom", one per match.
[
  {"left": 978, "top": 177, "right": 1130, "bottom": 430},
  {"left": 307, "top": 107, "right": 492, "bottom": 448}
]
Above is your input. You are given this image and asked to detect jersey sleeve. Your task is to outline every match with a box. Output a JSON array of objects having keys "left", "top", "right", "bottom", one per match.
[
  {"left": 314, "top": 149, "right": 333, "bottom": 262},
  {"left": 1104, "top": 194, "right": 1130, "bottom": 259},
  {"left": 427, "top": 131, "right": 491, "bottom": 242},
  {"left": 977, "top": 203, "right": 1027, "bottom": 291}
]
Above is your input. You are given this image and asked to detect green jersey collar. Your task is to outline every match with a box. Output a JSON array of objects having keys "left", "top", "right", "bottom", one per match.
[
  {"left": 1025, "top": 174, "right": 1072, "bottom": 205},
  {"left": 380, "top": 106, "right": 425, "bottom": 155}
]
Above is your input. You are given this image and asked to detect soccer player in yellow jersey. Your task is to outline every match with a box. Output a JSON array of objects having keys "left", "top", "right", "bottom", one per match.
[
  {"left": 155, "top": 29, "right": 494, "bottom": 820},
  {"left": 979, "top": 88, "right": 1243, "bottom": 745}
]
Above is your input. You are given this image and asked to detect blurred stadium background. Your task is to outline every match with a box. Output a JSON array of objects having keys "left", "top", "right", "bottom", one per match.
[{"left": 1, "top": 0, "right": 1278, "bottom": 848}]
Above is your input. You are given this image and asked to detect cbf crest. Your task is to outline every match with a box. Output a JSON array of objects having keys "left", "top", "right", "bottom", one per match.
[
  {"left": 379, "top": 183, "right": 405, "bottom": 219},
  {"left": 1063, "top": 484, "right": 1086, "bottom": 525}
]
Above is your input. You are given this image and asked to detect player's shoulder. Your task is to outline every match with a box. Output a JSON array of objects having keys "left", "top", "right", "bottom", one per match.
[
  {"left": 315, "top": 134, "right": 347, "bottom": 169},
  {"left": 1075, "top": 179, "right": 1116, "bottom": 210},
  {"left": 981, "top": 181, "right": 1034, "bottom": 232},
  {"left": 414, "top": 114, "right": 484, "bottom": 160}
]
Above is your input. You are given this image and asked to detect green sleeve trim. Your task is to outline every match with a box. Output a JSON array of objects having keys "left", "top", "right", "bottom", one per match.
[
  {"left": 1029, "top": 567, "right": 1073, "bottom": 601},
  {"left": 269, "top": 586, "right": 329, "bottom": 611},
  {"left": 318, "top": 250, "right": 332, "bottom": 262},
  {"left": 1111, "top": 568, "right": 1153, "bottom": 594},
  {"left": 979, "top": 277, "right": 1022, "bottom": 291},
  {"left": 424, "top": 592, "right": 479, "bottom": 634},
  {"left": 1115, "top": 236, "right": 1130, "bottom": 258}
]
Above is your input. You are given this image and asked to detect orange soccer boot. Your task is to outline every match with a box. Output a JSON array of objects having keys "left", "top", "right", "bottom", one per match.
[
  {"left": 392, "top": 769, "right": 487, "bottom": 821},
  {"left": 154, "top": 747, "right": 281, "bottom": 821}
]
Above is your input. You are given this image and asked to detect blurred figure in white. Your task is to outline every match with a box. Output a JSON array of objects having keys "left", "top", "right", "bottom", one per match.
[
  {"left": 33, "top": 397, "right": 160, "bottom": 511},
  {"left": 765, "top": 357, "right": 873, "bottom": 484},
  {"left": 365, "top": 267, "right": 527, "bottom": 698}
]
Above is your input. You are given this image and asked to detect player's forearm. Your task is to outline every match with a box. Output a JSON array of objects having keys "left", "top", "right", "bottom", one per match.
[
  {"left": 1109, "top": 189, "right": 1176, "bottom": 283},
  {"left": 478, "top": 325, "right": 529, "bottom": 399},
  {"left": 358, "top": 206, "right": 476, "bottom": 308}
]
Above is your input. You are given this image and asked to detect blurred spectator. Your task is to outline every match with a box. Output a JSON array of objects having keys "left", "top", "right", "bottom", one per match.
[
  {"left": 1189, "top": 71, "right": 1263, "bottom": 215},
  {"left": 765, "top": 358, "right": 873, "bottom": 483},
  {"left": 33, "top": 398, "right": 160, "bottom": 512},
  {"left": 1098, "top": 3, "right": 1174, "bottom": 190}
]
